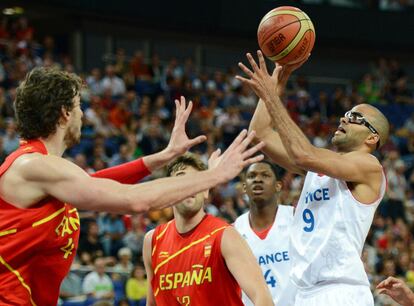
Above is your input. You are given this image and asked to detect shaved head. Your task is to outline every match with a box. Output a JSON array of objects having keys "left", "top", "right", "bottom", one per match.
[{"left": 352, "top": 104, "right": 389, "bottom": 149}]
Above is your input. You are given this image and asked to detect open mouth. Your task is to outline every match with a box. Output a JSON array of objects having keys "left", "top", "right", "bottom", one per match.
[
  {"left": 335, "top": 126, "right": 346, "bottom": 135},
  {"left": 252, "top": 185, "right": 264, "bottom": 194}
]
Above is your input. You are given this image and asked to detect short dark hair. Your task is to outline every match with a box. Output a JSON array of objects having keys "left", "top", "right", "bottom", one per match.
[
  {"left": 244, "top": 160, "right": 285, "bottom": 180},
  {"left": 166, "top": 153, "right": 207, "bottom": 177},
  {"left": 14, "top": 67, "right": 82, "bottom": 139}
]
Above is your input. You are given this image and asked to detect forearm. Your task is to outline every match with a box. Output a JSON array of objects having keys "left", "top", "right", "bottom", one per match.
[
  {"left": 127, "top": 169, "right": 223, "bottom": 213},
  {"left": 249, "top": 99, "right": 273, "bottom": 136},
  {"left": 402, "top": 291, "right": 414, "bottom": 306},
  {"left": 252, "top": 294, "right": 274, "bottom": 306},
  {"left": 142, "top": 148, "right": 177, "bottom": 172},
  {"left": 263, "top": 95, "right": 314, "bottom": 164},
  {"left": 91, "top": 158, "right": 151, "bottom": 183}
]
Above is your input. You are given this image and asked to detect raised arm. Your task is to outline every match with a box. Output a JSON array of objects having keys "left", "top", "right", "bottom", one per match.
[
  {"left": 92, "top": 96, "right": 206, "bottom": 183},
  {"left": 143, "top": 230, "right": 156, "bottom": 306},
  {"left": 6, "top": 129, "right": 264, "bottom": 213},
  {"left": 250, "top": 99, "right": 304, "bottom": 174},
  {"left": 238, "top": 51, "right": 382, "bottom": 185},
  {"left": 221, "top": 227, "right": 274, "bottom": 306},
  {"left": 377, "top": 276, "right": 414, "bottom": 306}
]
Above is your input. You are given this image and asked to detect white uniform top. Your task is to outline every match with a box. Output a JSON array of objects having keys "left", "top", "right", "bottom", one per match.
[
  {"left": 290, "top": 169, "right": 386, "bottom": 289},
  {"left": 234, "top": 205, "right": 296, "bottom": 306}
]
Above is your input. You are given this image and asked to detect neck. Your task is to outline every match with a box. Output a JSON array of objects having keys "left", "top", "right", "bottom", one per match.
[
  {"left": 249, "top": 199, "right": 278, "bottom": 231},
  {"left": 175, "top": 209, "right": 206, "bottom": 234},
  {"left": 40, "top": 129, "right": 67, "bottom": 156}
]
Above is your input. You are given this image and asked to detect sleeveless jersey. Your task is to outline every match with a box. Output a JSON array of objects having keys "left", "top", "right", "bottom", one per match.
[
  {"left": 290, "top": 169, "right": 386, "bottom": 289},
  {"left": 0, "top": 140, "right": 80, "bottom": 306},
  {"left": 151, "top": 214, "right": 243, "bottom": 306},
  {"left": 234, "top": 205, "right": 296, "bottom": 306}
]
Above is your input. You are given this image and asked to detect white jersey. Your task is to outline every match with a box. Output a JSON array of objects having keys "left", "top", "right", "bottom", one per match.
[
  {"left": 290, "top": 170, "right": 386, "bottom": 289},
  {"left": 234, "top": 205, "right": 296, "bottom": 306}
]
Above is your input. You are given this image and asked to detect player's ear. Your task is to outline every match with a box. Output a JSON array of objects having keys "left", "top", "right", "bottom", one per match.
[
  {"left": 59, "top": 106, "right": 71, "bottom": 126},
  {"left": 242, "top": 182, "right": 247, "bottom": 193},
  {"left": 275, "top": 180, "right": 282, "bottom": 193}
]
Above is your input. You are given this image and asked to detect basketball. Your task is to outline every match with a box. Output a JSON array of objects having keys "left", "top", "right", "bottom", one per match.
[{"left": 257, "top": 6, "right": 315, "bottom": 65}]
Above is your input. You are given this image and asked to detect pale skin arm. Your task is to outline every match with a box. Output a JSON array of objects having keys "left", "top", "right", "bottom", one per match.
[
  {"left": 221, "top": 227, "right": 274, "bottom": 306},
  {"left": 238, "top": 51, "right": 383, "bottom": 186},
  {"left": 377, "top": 276, "right": 414, "bottom": 306},
  {"left": 142, "top": 97, "right": 207, "bottom": 172},
  {"left": 1, "top": 129, "right": 264, "bottom": 213},
  {"left": 143, "top": 230, "right": 156, "bottom": 306}
]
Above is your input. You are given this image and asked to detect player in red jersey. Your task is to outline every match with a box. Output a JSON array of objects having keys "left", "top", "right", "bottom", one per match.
[
  {"left": 0, "top": 67, "right": 264, "bottom": 305},
  {"left": 143, "top": 153, "right": 273, "bottom": 306}
]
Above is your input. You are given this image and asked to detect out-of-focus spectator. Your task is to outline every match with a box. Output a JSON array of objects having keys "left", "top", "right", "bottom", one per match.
[
  {"left": 2, "top": 119, "right": 19, "bottom": 154},
  {"left": 126, "top": 264, "right": 147, "bottom": 305},
  {"left": 82, "top": 258, "right": 114, "bottom": 302},
  {"left": 101, "top": 64, "right": 126, "bottom": 97},
  {"left": 98, "top": 213, "right": 126, "bottom": 257},
  {"left": 114, "top": 247, "right": 134, "bottom": 275}
]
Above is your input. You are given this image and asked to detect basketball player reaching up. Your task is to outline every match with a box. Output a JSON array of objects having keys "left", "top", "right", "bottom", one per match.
[
  {"left": 0, "top": 68, "right": 264, "bottom": 306},
  {"left": 143, "top": 153, "right": 273, "bottom": 306},
  {"left": 236, "top": 51, "right": 389, "bottom": 306},
  {"left": 234, "top": 161, "right": 296, "bottom": 306}
]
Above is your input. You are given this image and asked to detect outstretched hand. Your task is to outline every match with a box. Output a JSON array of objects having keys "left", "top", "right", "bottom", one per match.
[
  {"left": 166, "top": 96, "right": 207, "bottom": 156},
  {"left": 212, "top": 130, "right": 265, "bottom": 182},
  {"left": 377, "top": 276, "right": 414, "bottom": 306},
  {"left": 236, "top": 50, "right": 281, "bottom": 103}
]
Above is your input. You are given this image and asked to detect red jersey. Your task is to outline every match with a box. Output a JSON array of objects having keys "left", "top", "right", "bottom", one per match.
[
  {"left": 151, "top": 214, "right": 243, "bottom": 306},
  {"left": 0, "top": 140, "right": 80, "bottom": 306}
]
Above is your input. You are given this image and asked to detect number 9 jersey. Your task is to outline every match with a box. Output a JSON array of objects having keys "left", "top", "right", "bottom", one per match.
[{"left": 290, "top": 171, "right": 386, "bottom": 289}]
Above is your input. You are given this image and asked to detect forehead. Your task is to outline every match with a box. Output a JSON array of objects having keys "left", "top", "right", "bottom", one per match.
[
  {"left": 247, "top": 163, "right": 274, "bottom": 174},
  {"left": 350, "top": 105, "right": 374, "bottom": 118},
  {"left": 172, "top": 165, "right": 198, "bottom": 176}
]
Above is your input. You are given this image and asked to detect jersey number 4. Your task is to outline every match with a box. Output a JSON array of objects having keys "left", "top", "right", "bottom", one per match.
[{"left": 264, "top": 269, "right": 276, "bottom": 288}]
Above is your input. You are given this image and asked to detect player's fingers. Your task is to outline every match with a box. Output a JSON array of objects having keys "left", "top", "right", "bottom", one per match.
[
  {"left": 174, "top": 99, "right": 180, "bottom": 119},
  {"left": 246, "top": 53, "right": 260, "bottom": 73},
  {"left": 272, "top": 65, "right": 283, "bottom": 79},
  {"left": 238, "top": 62, "right": 255, "bottom": 78},
  {"left": 182, "top": 100, "right": 193, "bottom": 122},
  {"left": 227, "top": 129, "right": 248, "bottom": 152},
  {"left": 241, "top": 141, "right": 265, "bottom": 160},
  {"left": 238, "top": 130, "right": 259, "bottom": 152},
  {"left": 209, "top": 148, "right": 221, "bottom": 160},
  {"left": 188, "top": 135, "right": 207, "bottom": 147},
  {"left": 235, "top": 76, "right": 256, "bottom": 89},
  {"left": 242, "top": 154, "right": 264, "bottom": 167},
  {"left": 257, "top": 50, "right": 269, "bottom": 74}
]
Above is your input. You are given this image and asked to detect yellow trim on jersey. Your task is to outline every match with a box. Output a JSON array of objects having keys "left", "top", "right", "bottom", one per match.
[
  {"left": 154, "top": 288, "right": 160, "bottom": 297},
  {"left": 0, "top": 255, "right": 37, "bottom": 306},
  {"left": 0, "top": 228, "right": 17, "bottom": 237},
  {"left": 32, "top": 206, "right": 66, "bottom": 227},
  {"left": 156, "top": 221, "right": 172, "bottom": 241},
  {"left": 154, "top": 225, "right": 228, "bottom": 275},
  {"left": 68, "top": 208, "right": 78, "bottom": 214}
]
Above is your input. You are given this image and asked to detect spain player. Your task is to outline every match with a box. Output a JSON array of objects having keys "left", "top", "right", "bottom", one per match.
[
  {"left": 237, "top": 51, "right": 389, "bottom": 306},
  {"left": 234, "top": 161, "right": 296, "bottom": 305},
  {"left": 0, "top": 68, "right": 264, "bottom": 305},
  {"left": 143, "top": 153, "right": 273, "bottom": 306}
]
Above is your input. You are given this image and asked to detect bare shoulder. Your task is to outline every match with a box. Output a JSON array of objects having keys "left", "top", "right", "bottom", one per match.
[
  {"left": 13, "top": 153, "right": 86, "bottom": 181},
  {"left": 144, "top": 229, "right": 155, "bottom": 242}
]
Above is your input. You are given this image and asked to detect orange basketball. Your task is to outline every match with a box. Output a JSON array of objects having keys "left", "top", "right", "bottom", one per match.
[{"left": 257, "top": 6, "right": 315, "bottom": 65}]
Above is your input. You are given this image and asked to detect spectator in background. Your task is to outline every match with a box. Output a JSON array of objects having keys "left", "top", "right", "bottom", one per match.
[
  {"left": 2, "top": 119, "right": 19, "bottom": 154},
  {"left": 86, "top": 68, "right": 103, "bottom": 96},
  {"left": 59, "top": 264, "right": 86, "bottom": 303},
  {"left": 386, "top": 159, "right": 407, "bottom": 222},
  {"left": 82, "top": 258, "right": 115, "bottom": 303},
  {"left": 126, "top": 264, "right": 147, "bottom": 306},
  {"left": 114, "top": 247, "right": 134, "bottom": 275},
  {"left": 101, "top": 64, "right": 126, "bottom": 97},
  {"left": 78, "top": 221, "right": 105, "bottom": 260},
  {"left": 98, "top": 213, "right": 126, "bottom": 257},
  {"left": 123, "top": 216, "right": 146, "bottom": 259}
]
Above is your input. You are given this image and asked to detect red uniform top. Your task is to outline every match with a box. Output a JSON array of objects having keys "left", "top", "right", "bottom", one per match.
[
  {"left": 0, "top": 139, "right": 80, "bottom": 306},
  {"left": 151, "top": 214, "right": 243, "bottom": 306}
]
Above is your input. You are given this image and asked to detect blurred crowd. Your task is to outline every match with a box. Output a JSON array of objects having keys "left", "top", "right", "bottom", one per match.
[
  {"left": 0, "top": 15, "right": 414, "bottom": 306},
  {"left": 301, "top": 0, "right": 414, "bottom": 10}
]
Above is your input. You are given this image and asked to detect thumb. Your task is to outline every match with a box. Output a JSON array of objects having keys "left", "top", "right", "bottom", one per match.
[{"left": 188, "top": 135, "right": 207, "bottom": 147}]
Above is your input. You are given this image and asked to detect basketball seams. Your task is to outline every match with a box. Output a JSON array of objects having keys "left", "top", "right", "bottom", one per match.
[
  {"left": 268, "top": 19, "right": 313, "bottom": 62},
  {"left": 260, "top": 19, "right": 303, "bottom": 49}
]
